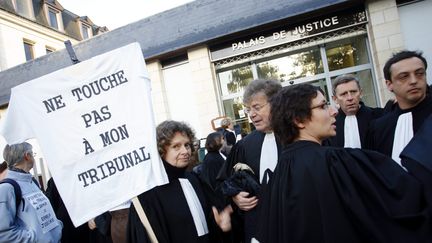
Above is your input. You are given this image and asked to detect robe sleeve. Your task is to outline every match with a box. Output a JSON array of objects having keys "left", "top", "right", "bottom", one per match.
[
  {"left": 216, "top": 141, "right": 245, "bottom": 182},
  {"left": 127, "top": 190, "right": 171, "bottom": 243},
  {"left": 401, "top": 113, "right": 432, "bottom": 208},
  {"left": 126, "top": 203, "right": 152, "bottom": 243},
  {"left": 256, "top": 145, "right": 432, "bottom": 243}
]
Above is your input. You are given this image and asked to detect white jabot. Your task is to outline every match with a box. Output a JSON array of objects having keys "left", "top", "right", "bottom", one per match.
[
  {"left": 179, "top": 178, "right": 209, "bottom": 236},
  {"left": 219, "top": 151, "right": 227, "bottom": 160},
  {"left": 259, "top": 132, "right": 278, "bottom": 183},
  {"left": 392, "top": 112, "right": 413, "bottom": 167},
  {"left": 344, "top": 115, "right": 361, "bottom": 148}
]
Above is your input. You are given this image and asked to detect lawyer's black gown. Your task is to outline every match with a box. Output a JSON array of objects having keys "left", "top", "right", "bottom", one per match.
[
  {"left": 127, "top": 161, "right": 224, "bottom": 243},
  {"left": 256, "top": 140, "right": 432, "bottom": 243},
  {"left": 218, "top": 130, "right": 282, "bottom": 242},
  {"left": 200, "top": 151, "right": 226, "bottom": 191},
  {"left": 366, "top": 95, "right": 432, "bottom": 156},
  {"left": 326, "top": 103, "right": 383, "bottom": 148}
]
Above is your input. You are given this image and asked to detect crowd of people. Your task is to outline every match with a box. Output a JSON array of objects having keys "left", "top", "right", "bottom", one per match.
[{"left": 0, "top": 49, "right": 431, "bottom": 243}]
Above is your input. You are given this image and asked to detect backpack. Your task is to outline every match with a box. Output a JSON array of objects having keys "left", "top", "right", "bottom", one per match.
[{"left": 0, "top": 178, "right": 22, "bottom": 213}]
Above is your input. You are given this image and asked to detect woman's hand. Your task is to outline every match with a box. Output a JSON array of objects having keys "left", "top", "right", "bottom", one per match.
[
  {"left": 232, "top": 191, "right": 258, "bottom": 211},
  {"left": 212, "top": 205, "right": 233, "bottom": 232}
]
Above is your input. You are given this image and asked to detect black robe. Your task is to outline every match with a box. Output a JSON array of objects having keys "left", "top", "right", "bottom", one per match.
[
  {"left": 199, "top": 151, "right": 225, "bottom": 192},
  {"left": 326, "top": 103, "right": 383, "bottom": 148},
  {"left": 401, "top": 113, "right": 432, "bottom": 211},
  {"left": 222, "top": 129, "right": 237, "bottom": 147},
  {"left": 366, "top": 95, "right": 432, "bottom": 156},
  {"left": 217, "top": 130, "right": 282, "bottom": 242},
  {"left": 256, "top": 140, "right": 432, "bottom": 243},
  {"left": 219, "top": 130, "right": 282, "bottom": 180},
  {"left": 45, "top": 178, "right": 92, "bottom": 243},
  {"left": 127, "top": 161, "right": 224, "bottom": 243}
]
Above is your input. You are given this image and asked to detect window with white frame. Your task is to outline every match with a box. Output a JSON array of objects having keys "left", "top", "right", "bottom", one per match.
[
  {"left": 48, "top": 7, "right": 59, "bottom": 29},
  {"left": 23, "top": 40, "right": 35, "bottom": 61},
  {"left": 12, "top": 0, "right": 34, "bottom": 19},
  {"left": 81, "top": 23, "right": 91, "bottom": 39}
]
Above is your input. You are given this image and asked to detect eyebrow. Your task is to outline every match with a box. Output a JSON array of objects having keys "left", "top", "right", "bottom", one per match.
[{"left": 314, "top": 100, "right": 326, "bottom": 105}]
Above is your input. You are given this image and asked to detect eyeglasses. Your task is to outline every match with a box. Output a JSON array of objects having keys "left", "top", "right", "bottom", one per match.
[
  {"left": 28, "top": 152, "right": 36, "bottom": 157},
  {"left": 311, "top": 101, "right": 331, "bottom": 110},
  {"left": 244, "top": 102, "right": 269, "bottom": 115}
]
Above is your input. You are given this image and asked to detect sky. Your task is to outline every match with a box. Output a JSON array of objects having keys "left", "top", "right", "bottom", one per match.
[{"left": 60, "top": 0, "right": 195, "bottom": 30}]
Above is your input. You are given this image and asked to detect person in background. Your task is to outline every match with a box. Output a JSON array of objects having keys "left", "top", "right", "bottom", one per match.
[
  {"left": 219, "top": 79, "right": 282, "bottom": 242},
  {"left": 88, "top": 213, "right": 113, "bottom": 243},
  {"left": 199, "top": 132, "right": 226, "bottom": 193},
  {"left": 127, "top": 120, "right": 232, "bottom": 243},
  {"left": 45, "top": 177, "right": 91, "bottom": 243},
  {"left": 256, "top": 83, "right": 432, "bottom": 243},
  {"left": 110, "top": 207, "right": 129, "bottom": 243},
  {"left": 0, "top": 142, "right": 63, "bottom": 242},
  {"left": 326, "top": 74, "right": 383, "bottom": 148},
  {"left": 220, "top": 117, "right": 237, "bottom": 156},
  {"left": 0, "top": 161, "right": 7, "bottom": 180},
  {"left": 366, "top": 50, "right": 432, "bottom": 167}
]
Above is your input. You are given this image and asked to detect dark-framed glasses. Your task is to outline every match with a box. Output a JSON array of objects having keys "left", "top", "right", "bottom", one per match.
[{"left": 311, "top": 101, "right": 331, "bottom": 110}]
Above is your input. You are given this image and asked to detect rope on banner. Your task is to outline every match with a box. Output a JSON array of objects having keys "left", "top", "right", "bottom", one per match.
[{"left": 64, "top": 40, "right": 80, "bottom": 64}]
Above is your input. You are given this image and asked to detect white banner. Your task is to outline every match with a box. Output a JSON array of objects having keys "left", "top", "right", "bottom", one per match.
[{"left": 0, "top": 42, "right": 168, "bottom": 226}]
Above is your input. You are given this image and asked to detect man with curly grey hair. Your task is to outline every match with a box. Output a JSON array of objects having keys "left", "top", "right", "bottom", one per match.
[
  {"left": 220, "top": 79, "right": 282, "bottom": 242},
  {"left": 0, "top": 142, "right": 63, "bottom": 242}
]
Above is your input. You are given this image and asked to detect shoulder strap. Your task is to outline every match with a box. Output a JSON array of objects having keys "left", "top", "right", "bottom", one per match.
[{"left": 0, "top": 178, "right": 22, "bottom": 213}]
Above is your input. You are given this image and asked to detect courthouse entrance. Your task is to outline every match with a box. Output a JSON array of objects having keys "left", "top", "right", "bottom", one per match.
[{"left": 210, "top": 8, "right": 378, "bottom": 134}]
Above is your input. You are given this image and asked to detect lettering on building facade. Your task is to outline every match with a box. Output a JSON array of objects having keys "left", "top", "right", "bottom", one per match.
[{"left": 212, "top": 9, "right": 366, "bottom": 61}]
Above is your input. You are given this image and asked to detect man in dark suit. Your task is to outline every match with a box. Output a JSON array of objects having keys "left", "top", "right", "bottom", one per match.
[
  {"left": 327, "top": 74, "right": 383, "bottom": 148},
  {"left": 366, "top": 50, "right": 432, "bottom": 167}
]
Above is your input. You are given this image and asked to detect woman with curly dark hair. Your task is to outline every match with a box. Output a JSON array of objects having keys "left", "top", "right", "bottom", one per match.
[
  {"left": 256, "top": 84, "right": 432, "bottom": 243},
  {"left": 127, "top": 120, "right": 232, "bottom": 243}
]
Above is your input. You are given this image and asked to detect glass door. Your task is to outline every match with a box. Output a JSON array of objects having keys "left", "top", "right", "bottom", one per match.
[{"left": 216, "top": 34, "right": 379, "bottom": 134}]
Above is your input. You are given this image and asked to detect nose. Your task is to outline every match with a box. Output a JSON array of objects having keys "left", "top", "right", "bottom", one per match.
[
  {"left": 248, "top": 110, "right": 257, "bottom": 117},
  {"left": 180, "top": 145, "right": 189, "bottom": 154},
  {"left": 329, "top": 105, "right": 338, "bottom": 116},
  {"left": 408, "top": 73, "right": 418, "bottom": 84}
]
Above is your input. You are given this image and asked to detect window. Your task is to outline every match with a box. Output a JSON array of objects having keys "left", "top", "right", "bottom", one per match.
[
  {"left": 23, "top": 41, "right": 34, "bottom": 61},
  {"left": 325, "top": 37, "right": 369, "bottom": 71},
  {"left": 257, "top": 47, "right": 324, "bottom": 81},
  {"left": 217, "top": 64, "right": 254, "bottom": 96},
  {"left": 13, "top": 0, "right": 34, "bottom": 19},
  {"left": 81, "top": 24, "right": 90, "bottom": 39},
  {"left": 216, "top": 34, "right": 378, "bottom": 134},
  {"left": 48, "top": 8, "right": 59, "bottom": 29}
]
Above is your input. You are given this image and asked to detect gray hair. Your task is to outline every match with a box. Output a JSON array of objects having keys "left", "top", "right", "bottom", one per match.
[
  {"left": 3, "top": 142, "right": 33, "bottom": 169},
  {"left": 243, "top": 79, "right": 282, "bottom": 104},
  {"left": 220, "top": 117, "right": 232, "bottom": 129},
  {"left": 332, "top": 74, "right": 361, "bottom": 94}
]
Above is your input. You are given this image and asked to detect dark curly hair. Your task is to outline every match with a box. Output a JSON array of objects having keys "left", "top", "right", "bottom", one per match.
[
  {"left": 205, "top": 132, "right": 223, "bottom": 152},
  {"left": 0, "top": 161, "right": 7, "bottom": 174},
  {"left": 156, "top": 120, "right": 196, "bottom": 158},
  {"left": 270, "top": 84, "right": 322, "bottom": 145}
]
